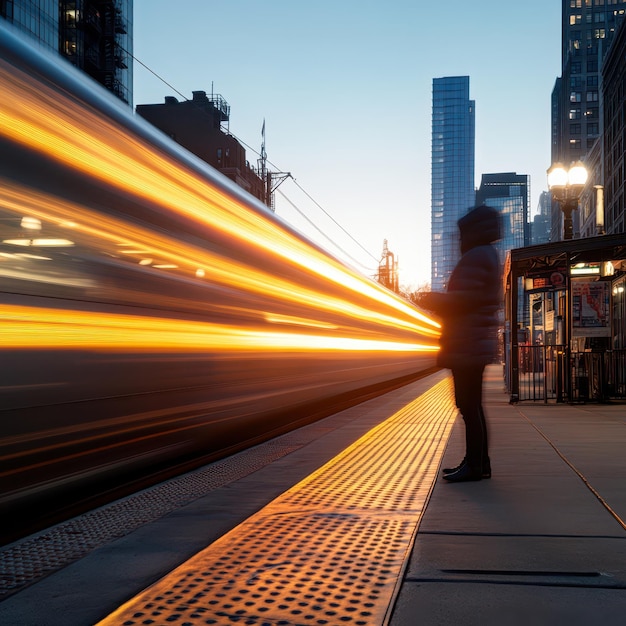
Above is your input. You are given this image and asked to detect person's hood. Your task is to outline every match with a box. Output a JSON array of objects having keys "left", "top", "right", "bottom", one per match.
[{"left": 458, "top": 204, "right": 501, "bottom": 253}]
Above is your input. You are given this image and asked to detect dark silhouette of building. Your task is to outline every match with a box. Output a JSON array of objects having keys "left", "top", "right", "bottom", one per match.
[
  {"left": 532, "top": 191, "right": 552, "bottom": 245},
  {"left": 136, "top": 91, "right": 266, "bottom": 204},
  {"left": 1, "top": 0, "right": 133, "bottom": 105}
]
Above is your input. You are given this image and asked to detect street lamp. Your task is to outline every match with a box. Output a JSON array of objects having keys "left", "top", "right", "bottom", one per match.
[{"left": 547, "top": 161, "right": 588, "bottom": 240}]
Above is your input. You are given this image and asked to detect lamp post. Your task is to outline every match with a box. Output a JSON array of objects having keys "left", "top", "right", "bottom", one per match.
[{"left": 547, "top": 161, "right": 588, "bottom": 240}]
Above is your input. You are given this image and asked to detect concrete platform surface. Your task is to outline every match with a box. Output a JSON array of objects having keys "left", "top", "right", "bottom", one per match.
[
  {"left": 1, "top": 366, "right": 625, "bottom": 625},
  {"left": 390, "top": 365, "right": 626, "bottom": 625}
]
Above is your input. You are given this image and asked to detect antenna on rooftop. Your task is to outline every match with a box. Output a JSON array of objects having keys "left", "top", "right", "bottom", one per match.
[{"left": 258, "top": 119, "right": 290, "bottom": 212}]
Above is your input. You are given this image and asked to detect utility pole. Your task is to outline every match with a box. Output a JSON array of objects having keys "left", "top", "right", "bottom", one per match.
[{"left": 258, "top": 119, "right": 290, "bottom": 211}]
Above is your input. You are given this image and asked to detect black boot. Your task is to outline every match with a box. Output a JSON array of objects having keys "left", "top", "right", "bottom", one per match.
[
  {"left": 444, "top": 458, "right": 491, "bottom": 478},
  {"left": 443, "top": 463, "right": 483, "bottom": 482},
  {"left": 443, "top": 458, "right": 466, "bottom": 474}
]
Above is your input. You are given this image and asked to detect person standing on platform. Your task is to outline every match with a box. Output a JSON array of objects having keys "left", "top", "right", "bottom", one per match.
[{"left": 417, "top": 204, "right": 502, "bottom": 482}]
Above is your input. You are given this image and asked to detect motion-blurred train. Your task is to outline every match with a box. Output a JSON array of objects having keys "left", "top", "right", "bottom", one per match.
[{"left": 0, "top": 23, "right": 440, "bottom": 541}]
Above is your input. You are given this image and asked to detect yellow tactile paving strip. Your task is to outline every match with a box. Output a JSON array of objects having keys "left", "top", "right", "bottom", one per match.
[{"left": 98, "top": 377, "right": 457, "bottom": 626}]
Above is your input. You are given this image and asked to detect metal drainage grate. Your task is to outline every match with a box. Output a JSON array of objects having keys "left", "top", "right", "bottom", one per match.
[{"left": 98, "top": 377, "right": 457, "bottom": 626}]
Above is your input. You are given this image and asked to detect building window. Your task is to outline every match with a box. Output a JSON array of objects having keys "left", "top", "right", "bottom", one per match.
[
  {"left": 588, "top": 122, "right": 599, "bottom": 134},
  {"left": 570, "top": 123, "right": 582, "bottom": 134},
  {"left": 571, "top": 61, "right": 582, "bottom": 74},
  {"left": 571, "top": 91, "right": 582, "bottom": 102},
  {"left": 587, "top": 58, "right": 598, "bottom": 72},
  {"left": 570, "top": 108, "right": 582, "bottom": 119},
  {"left": 587, "top": 90, "right": 599, "bottom": 101}
]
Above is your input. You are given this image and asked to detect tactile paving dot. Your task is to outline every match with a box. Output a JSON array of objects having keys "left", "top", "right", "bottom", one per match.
[
  {"left": 0, "top": 439, "right": 308, "bottom": 598},
  {"left": 98, "top": 378, "right": 457, "bottom": 625},
  {"left": 140, "top": 516, "right": 411, "bottom": 625}
]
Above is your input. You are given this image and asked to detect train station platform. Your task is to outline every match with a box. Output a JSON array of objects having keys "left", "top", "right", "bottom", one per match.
[{"left": 1, "top": 366, "right": 625, "bottom": 625}]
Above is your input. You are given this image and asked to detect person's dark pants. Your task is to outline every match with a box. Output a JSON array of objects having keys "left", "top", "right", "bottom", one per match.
[{"left": 451, "top": 364, "right": 488, "bottom": 470}]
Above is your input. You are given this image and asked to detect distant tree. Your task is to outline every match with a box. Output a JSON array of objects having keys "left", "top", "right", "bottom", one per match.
[{"left": 405, "top": 282, "right": 431, "bottom": 306}]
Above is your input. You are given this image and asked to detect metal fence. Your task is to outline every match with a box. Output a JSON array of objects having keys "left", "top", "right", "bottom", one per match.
[{"left": 516, "top": 345, "right": 626, "bottom": 403}]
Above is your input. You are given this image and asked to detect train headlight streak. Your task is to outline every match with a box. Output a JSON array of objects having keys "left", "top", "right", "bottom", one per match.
[
  {"left": 0, "top": 183, "right": 440, "bottom": 338},
  {"left": 0, "top": 25, "right": 443, "bottom": 535},
  {"left": 2, "top": 238, "right": 75, "bottom": 247},
  {"left": 0, "top": 61, "right": 439, "bottom": 337},
  {"left": 0, "top": 305, "right": 439, "bottom": 353},
  {"left": 262, "top": 313, "right": 339, "bottom": 329}
]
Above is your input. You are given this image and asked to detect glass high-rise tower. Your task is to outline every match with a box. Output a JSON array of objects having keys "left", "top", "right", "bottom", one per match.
[
  {"left": 475, "top": 172, "right": 530, "bottom": 264},
  {"left": 430, "top": 76, "right": 475, "bottom": 291}
]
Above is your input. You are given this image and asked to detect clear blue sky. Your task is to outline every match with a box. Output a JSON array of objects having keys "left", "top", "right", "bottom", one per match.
[{"left": 134, "top": 1, "right": 562, "bottom": 289}]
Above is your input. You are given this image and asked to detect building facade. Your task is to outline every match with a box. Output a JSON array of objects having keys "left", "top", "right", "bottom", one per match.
[
  {"left": 475, "top": 173, "right": 530, "bottom": 266},
  {"left": 137, "top": 91, "right": 266, "bottom": 204},
  {"left": 553, "top": 0, "right": 626, "bottom": 166},
  {"left": 601, "top": 13, "right": 626, "bottom": 235},
  {"left": 1, "top": 0, "right": 133, "bottom": 105},
  {"left": 430, "top": 76, "right": 475, "bottom": 291}
]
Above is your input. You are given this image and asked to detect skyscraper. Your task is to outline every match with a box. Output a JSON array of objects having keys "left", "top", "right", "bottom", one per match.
[
  {"left": 475, "top": 173, "right": 530, "bottom": 263},
  {"left": 1, "top": 0, "right": 133, "bottom": 105},
  {"left": 431, "top": 76, "right": 475, "bottom": 291},
  {"left": 552, "top": 0, "right": 626, "bottom": 168}
]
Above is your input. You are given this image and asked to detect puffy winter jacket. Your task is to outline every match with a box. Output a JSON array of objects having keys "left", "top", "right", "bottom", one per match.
[{"left": 419, "top": 204, "right": 502, "bottom": 369}]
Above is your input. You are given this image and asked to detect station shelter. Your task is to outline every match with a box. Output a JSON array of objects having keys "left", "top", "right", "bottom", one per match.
[{"left": 503, "top": 233, "right": 626, "bottom": 403}]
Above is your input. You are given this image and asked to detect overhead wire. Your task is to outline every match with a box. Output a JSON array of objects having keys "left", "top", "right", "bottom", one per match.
[
  {"left": 126, "top": 47, "right": 382, "bottom": 277},
  {"left": 276, "top": 188, "right": 376, "bottom": 273},
  {"left": 289, "top": 178, "right": 379, "bottom": 265}
]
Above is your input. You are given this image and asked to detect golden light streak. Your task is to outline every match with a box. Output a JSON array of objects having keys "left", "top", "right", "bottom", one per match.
[
  {"left": 0, "top": 60, "right": 440, "bottom": 336},
  {"left": 0, "top": 305, "right": 440, "bottom": 353},
  {"left": 262, "top": 313, "right": 339, "bottom": 329},
  {"left": 0, "top": 266, "right": 94, "bottom": 288},
  {"left": 0, "top": 182, "right": 441, "bottom": 338},
  {"left": 2, "top": 238, "right": 74, "bottom": 247}
]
